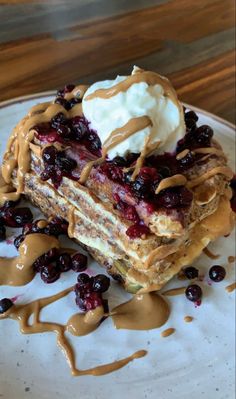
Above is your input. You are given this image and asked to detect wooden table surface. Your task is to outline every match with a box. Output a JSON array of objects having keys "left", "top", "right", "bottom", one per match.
[{"left": 0, "top": 0, "right": 235, "bottom": 123}]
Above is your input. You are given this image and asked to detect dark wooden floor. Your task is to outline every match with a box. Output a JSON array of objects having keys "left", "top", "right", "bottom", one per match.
[{"left": 0, "top": 0, "right": 235, "bottom": 122}]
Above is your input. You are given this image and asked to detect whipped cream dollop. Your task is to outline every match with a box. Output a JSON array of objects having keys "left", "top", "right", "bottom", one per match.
[{"left": 82, "top": 67, "right": 186, "bottom": 159}]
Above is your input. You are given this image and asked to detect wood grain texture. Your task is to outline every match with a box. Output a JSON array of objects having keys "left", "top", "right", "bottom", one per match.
[{"left": 0, "top": 0, "right": 235, "bottom": 122}]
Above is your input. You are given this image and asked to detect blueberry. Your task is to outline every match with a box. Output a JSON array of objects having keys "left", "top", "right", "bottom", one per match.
[
  {"left": 67, "top": 98, "right": 81, "bottom": 109},
  {"left": 185, "top": 118, "right": 197, "bottom": 130},
  {"left": 14, "top": 234, "right": 25, "bottom": 249},
  {"left": 70, "top": 116, "right": 88, "bottom": 141},
  {"left": 64, "top": 84, "right": 75, "bottom": 93},
  {"left": 184, "top": 267, "right": 199, "bottom": 279},
  {"left": 55, "top": 153, "right": 77, "bottom": 172},
  {"left": 71, "top": 253, "right": 88, "bottom": 272},
  {"left": 185, "top": 284, "right": 202, "bottom": 302},
  {"left": 0, "top": 298, "right": 14, "bottom": 314},
  {"left": 93, "top": 274, "right": 110, "bottom": 293},
  {"left": 158, "top": 166, "right": 171, "bottom": 178},
  {"left": 178, "top": 152, "right": 195, "bottom": 170},
  {"left": 132, "top": 176, "right": 150, "bottom": 199},
  {"left": 77, "top": 273, "right": 91, "bottom": 285},
  {"left": 40, "top": 165, "right": 55, "bottom": 181},
  {"left": 56, "top": 253, "right": 72, "bottom": 272},
  {"left": 185, "top": 110, "right": 198, "bottom": 122},
  {"left": 40, "top": 264, "right": 60, "bottom": 284},
  {"left": 112, "top": 156, "right": 128, "bottom": 167},
  {"left": 56, "top": 124, "right": 72, "bottom": 139},
  {"left": 209, "top": 265, "right": 226, "bottom": 282},
  {"left": 54, "top": 97, "right": 69, "bottom": 109},
  {"left": 51, "top": 112, "right": 67, "bottom": 129},
  {"left": 2, "top": 208, "right": 33, "bottom": 228},
  {"left": 33, "top": 248, "right": 58, "bottom": 272},
  {"left": 42, "top": 146, "right": 57, "bottom": 165},
  {"left": 195, "top": 125, "right": 213, "bottom": 146}
]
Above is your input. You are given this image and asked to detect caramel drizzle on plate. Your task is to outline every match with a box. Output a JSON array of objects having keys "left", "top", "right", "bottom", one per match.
[
  {"left": 0, "top": 234, "right": 60, "bottom": 286},
  {"left": 184, "top": 316, "right": 193, "bottom": 323},
  {"left": 203, "top": 247, "right": 220, "bottom": 260},
  {"left": 161, "top": 327, "right": 175, "bottom": 338},
  {"left": 225, "top": 282, "right": 236, "bottom": 293},
  {"left": 162, "top": 287, "right": 186, "bottom": 296},
  {"left": 0, "top": 286, "right": 171, "bottom": 376}
]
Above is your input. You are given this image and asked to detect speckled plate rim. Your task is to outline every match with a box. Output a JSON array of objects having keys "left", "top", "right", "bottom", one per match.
[{"left": 0, "top": 92, "right": 235, "bottom": 132}]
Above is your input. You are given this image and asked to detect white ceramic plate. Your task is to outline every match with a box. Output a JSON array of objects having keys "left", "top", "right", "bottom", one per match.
[{"left": 0, "top": 94, "right": 235, "bottom": 399}]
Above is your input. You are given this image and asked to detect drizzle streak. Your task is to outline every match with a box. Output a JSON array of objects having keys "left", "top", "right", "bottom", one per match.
[
  {"left": 112, "top": 292, "right": 170, "bottom": 330},
  {"left": 161, "top": 328, "right": 175, "bottom": 337},
  {"left": 0, "top": 234, "right": 60, "bottom": 286},
  {"left": 225, "top": 282, "right": 236, "bottom": 293},
  {"left": 0, "top": 287, "right": 150, "bottom": 376},
  {"left": 184, "top": 316, "right": 194, "bottom": 323},
  {"left": 85, "top": 70, "right": 179, "bottom": 107},
  {"left": 187, "top": 167, "right": 233, "bottom": 189},
  {"left": 155, "top": 174, "right": 187, "bottom": 195},
  {"left": 203, "top": 247, "right": 220, "bottom": 260},
  {"left": 162, "top": 287, "right": 186, "bottom": 296}
]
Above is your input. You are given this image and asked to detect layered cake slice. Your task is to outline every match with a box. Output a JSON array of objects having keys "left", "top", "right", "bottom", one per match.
[{"left": 0, "top": 67, "right": 234, "bottom": 292}]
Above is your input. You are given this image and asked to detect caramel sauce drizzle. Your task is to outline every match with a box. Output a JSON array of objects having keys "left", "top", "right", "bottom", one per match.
[
  {"left": 193, "top": 147, "right": 227, "bottom": 159},
  {"left": 184, "top": 316, "right": 193, "bottom": 323},
  {"left": 131, "top": 135, "right": 152, "bottom": 180},
  {"left": 176, "top": 149, "right": 190, "bottom": 160},
  {"left": 0, "top": 86, "right": 85, "bottom": 205},
  {"left": 0, "top": 102, "right": 65, "bottom": 206},
  {"left": 0, "top": 286, "right": 171, "bottom": 376},
  {"left": 203, "top": 247, "right": 220, "bottom": 260},
  {"left": 162, "top": 287, "right": 186, "bottom": 296},
  {"left": 228, "top": 256, "right": 235, "bottom": 263},
  {"left": 102, "top": 116, "right": 152, "bottom": 153},
  {"left": 155, "top": 174, "right": 187, "bottom": 195},
  {"left": 225, "top": 282, "right": 236, "bottom": 293},
  {"left": 187, "top": 167, "right": 233, "bottom": 189},
  {"left": 161, "top": 327, "right": 175, "bottom": 337},
  {"left": 67, "top": 206, "right": 76, "bottom": 238},
  {"left": 79, "top": 156, "right": 106, "bottom": 184},
  {"left": 0, "top": 234, "right": 60, "bottom": 286},
  {"left": 85, "top": 70, "right": 179, "bottom": 108}
]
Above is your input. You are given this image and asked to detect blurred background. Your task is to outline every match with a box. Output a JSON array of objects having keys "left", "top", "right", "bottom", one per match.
[{"left": 0, "top": 0, "right": 235, "bottom": 122}]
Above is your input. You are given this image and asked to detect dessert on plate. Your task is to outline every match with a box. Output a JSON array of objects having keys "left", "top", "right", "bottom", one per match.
[{"left": 0, "top": 66, "right": 235, "bottom": 293}]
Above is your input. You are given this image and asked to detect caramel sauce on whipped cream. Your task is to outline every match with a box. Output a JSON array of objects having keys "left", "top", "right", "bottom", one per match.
[{"left": 85, "top": 70, "right": 179, "bottom": 105}]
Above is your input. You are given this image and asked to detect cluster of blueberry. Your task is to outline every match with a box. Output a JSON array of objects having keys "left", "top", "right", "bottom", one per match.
[
  {"left": 184, "top": 265, "right": 226, "bottom": 305},
  {"left": 74, "top": 273, "right": 110, "bottom": 311},
  {"left": 0, "top": 200, "right": 33, "bottom": 241}
]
